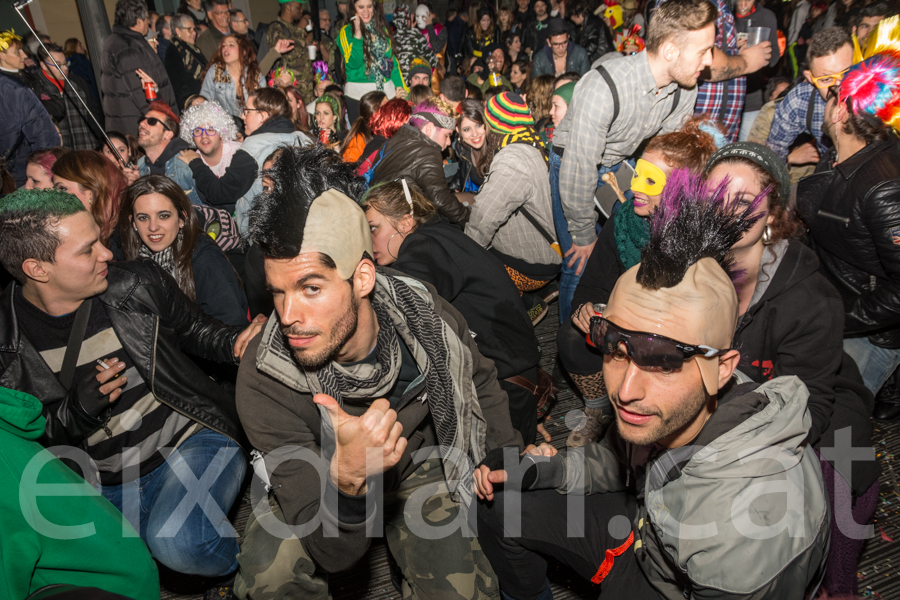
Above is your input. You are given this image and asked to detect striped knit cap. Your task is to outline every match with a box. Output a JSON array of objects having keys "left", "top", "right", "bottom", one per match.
[{"left": 485, "top": 92, "right": 534, "bottom": 134}]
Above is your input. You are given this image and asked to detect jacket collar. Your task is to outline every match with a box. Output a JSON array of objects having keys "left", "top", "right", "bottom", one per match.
[
  {"left": 252, "top": 115, "right": 296, "bottom": 135},
  {"left": 113, "top": 24, "right": 149, "bottom": 41},
  {"left": 835, "top": 138, "right": 896, "bottom": 180}
]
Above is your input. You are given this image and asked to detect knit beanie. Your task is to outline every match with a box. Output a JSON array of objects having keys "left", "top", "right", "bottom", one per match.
[
  {"left": 704, "top": 142, "right": 791, "bottom": 208},
  {"left": 485, "top": 92, "right": 534, "bottom": 134},
  {"left": 552, "top": 81, "right": 576, "bottom": 106}
]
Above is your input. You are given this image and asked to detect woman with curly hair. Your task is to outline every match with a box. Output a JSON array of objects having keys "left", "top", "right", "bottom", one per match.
[
  {"left": 52, "top": 150, "right": 127, "bottom": 250},
  {"left": 200, "top": 34, "right": 266, "bottom": 117},
  {"left": 337, "top": 0, "right": 407, "bottom": 120}
]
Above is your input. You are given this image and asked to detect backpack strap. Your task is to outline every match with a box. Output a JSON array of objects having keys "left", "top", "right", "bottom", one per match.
[
  {"left": 666, "top": 86, "right": 681, "bottom": 121},
  {"left": 515, "top": 205, "right": 557, "bottom": 246},
  {"left": 594, "top": 64, "right": 620, "bottom": 124}
]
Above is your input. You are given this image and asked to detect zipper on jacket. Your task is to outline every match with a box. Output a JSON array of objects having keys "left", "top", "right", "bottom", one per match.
[
  {"left": 817, "top": 210, "right": 850, "bottom": 226},
  {"left": 147, "top": 316, "right": 237, "bottom": 445}
]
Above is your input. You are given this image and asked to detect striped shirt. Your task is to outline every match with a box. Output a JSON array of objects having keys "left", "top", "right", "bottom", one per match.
[{"left": 15, "top": 289, "right": 200, "bottom": 485}]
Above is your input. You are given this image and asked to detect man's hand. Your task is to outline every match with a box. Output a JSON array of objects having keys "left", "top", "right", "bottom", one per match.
[
  {"left": 135, "top": 68, "right": 157, "bottom": 89},
  {"left": 94, "top": 358, "right": 128, "bottom": 404},
  {"left": 474, "top": 463, "right": 506, "bottom": 501},
  {"left": 564, "top": 239, "right": 596, "bottom": 276},
  {"left": 739, "top": 41, "right": 772, "bottom": 74},
  {"left": 395, "top": 87, "right": 408, "bottom": 100},
  {"left": 455, "top": 191, "right": 476, "bottom": 207},
  {"left": 523, "top": 443, "right": 558, "bottom": 457},
  {"left": 234, "top": 314, "right": 268, "bottom": 359},
  {"left": 314, "top": 394, "right": 407, "bottom": 495},
  {"left": 788, "top": 142, "right": 820, "bottom": 166},
  {"left": 572, "top": 302, "right": 593, "bottom": 335},
  {"left": 74, "top": 357, "right": 128, "bottom": 418},
  {"left": 121, "top": 164, "right": 141, "bottom": 185},
  {"left": 274, "top": 38, "right": 295, "bottom": 54},
  {"left": 178, "top": 149, "right": 201, "bottom": 164}
]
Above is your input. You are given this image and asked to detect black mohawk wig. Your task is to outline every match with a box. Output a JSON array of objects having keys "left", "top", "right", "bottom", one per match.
[
  {"left": 636, "top": 168, "right": 765, "bottom": 290},
  {"left": 248, "top": 144, "right": 367, "bottom": 259}
]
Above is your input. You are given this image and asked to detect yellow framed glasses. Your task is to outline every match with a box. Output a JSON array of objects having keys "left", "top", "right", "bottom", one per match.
[{"left": 810, "top": 67, "right": 850, "bottom": 89}]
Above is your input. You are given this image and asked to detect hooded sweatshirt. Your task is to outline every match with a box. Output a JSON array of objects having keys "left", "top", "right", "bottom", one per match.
[
  {"left": 733, "top": 239, "right": 877, "bottom": 495},
  {"left": 0, "top": 386, "right": 159, "bottom": 600},
  {"left": 542, "top": 375, "right": 830, "bottom": 599}
]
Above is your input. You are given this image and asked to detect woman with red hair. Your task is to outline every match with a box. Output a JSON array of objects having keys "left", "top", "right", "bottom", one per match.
[
  {"left": 52, "top": 150, "right": 127, "bottom": 250},
  {"left": 200, "top": 35, "right": 266, "bottom": 117},
  {"left": 356, "top": 97, "right": 412, "bottom": 175},
  {"left": 24, "top": 147, "right": 68, "bottom": 190}
]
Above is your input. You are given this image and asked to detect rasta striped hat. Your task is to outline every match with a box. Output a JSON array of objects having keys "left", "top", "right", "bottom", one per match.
[{"left": 485, "top": 92, "right": 534, "bottom": 134}]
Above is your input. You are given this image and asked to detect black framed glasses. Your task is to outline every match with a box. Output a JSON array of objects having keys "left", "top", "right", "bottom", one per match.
[
  {"left": 139, "top": 116, "right": 172, "bottom": 132},
  {"left": 587, "top": 317, "right": 728, "bottom": 371}
]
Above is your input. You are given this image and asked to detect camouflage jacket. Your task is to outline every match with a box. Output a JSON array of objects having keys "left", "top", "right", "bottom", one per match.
[{"left": 267, "top": 17, "right": 315, "bottom": 100}]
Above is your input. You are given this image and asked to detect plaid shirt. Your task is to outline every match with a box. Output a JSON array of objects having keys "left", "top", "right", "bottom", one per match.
[
  {"left": 466, "top": 143, "right": 561, "bottom": 267},
  {"left": 765, "top": 81, "right": 828, "bottom": 160},
  {"left": 691, "top": 0, "right": 746, "bottom": 142},
  {"left": 554, "top": 52, "right": 696, "bottom": 245}
]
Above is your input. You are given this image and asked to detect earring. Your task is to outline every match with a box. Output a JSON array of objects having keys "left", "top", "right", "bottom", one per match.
[{"left": 762, "top": 224, "right": 773, "bottom": 245}]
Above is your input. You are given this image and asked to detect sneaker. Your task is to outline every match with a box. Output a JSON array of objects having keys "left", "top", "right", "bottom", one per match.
[
  {"left": 527, "top": 297, "right": 550, "bottom": 326},
  {"left": 566, "top": 407, "right": 614, "bottom": 447},
  {"left": 540, "top": 281, "right": 560, "bottom": 304}
]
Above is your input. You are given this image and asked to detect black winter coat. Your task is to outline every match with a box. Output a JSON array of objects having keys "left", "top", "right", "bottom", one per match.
[
  {"left": 391, "top": 216, "right": 541, "bottom": 379},
  {"left": 164, "top": 38, "right": 207, "bottom": 111},
  {"left": 572, "top": 13, "right": 614, "bottom": 62},
  {"left": 372, "top": 124, "right": 470, "bottom": 224},
  {"left": 0, "top": 71, "right": 60, "bottom": 187},
  {"left": 732, "top": 240, "right": 877, "bottom": 495},
  {"left": 100, "top": 25, "right": 177, "bottom": 137},
  {"left": 0, "top": 260, "right": 245, "bottom": 449},
  {"left": 464, "top": 25, "right": 502, "bottom": 58},
  {"left": 192, "top": 233, "right": 249, "bottom": 327},
  {"left": 797, "top": 137, "right": 900, "bottom": 348}
]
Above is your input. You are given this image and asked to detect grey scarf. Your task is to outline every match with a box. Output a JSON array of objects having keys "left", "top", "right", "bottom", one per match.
[
  {"left": 256, "top": 273, "right": 486, "bottom": 504},
  {"left": 138, "top": 243, "right": 177, "bottom": 278}
]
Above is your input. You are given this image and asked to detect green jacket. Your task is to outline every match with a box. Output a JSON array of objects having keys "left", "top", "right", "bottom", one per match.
[
  {"left": 337, "top": 23, "right": 406, "bottom": 90},
  {"left": 0, "top": 387, "right": 159, "bottom": 600}
]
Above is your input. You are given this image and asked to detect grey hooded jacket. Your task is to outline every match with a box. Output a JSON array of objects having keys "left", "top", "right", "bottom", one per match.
[{"left": 533, "top": 374, "right": 830, "bottom": 599}]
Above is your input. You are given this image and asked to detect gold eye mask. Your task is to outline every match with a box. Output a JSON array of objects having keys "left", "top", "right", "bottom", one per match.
[{"left": 631, "top": 159, "right": 667, "bottom": 197}]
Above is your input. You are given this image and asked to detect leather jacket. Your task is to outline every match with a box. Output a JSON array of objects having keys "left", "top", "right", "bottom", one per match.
[
  {"left": 372, "top": 124, "right": 470, "bottom": 224},
  {"left": 573, "top": 13, "right": 614, "bottom": 62},
  {"left": 0, "top": 260, "right": 245, "bottom": 448},
  {"left": 796, "top": 137, "right": 900, "bottom": 348}
]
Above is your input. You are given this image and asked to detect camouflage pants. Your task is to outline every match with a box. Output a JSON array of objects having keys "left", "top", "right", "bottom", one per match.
[{"left": 235, "top": 457, "right": 499, "bottom": 600}]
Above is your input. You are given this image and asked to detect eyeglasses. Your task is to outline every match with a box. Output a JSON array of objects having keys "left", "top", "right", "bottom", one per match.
[
  {"left": 549, "top": 39, "right": 568, "bottom": 47},
  {"left": 192, "top": 127, "right": 218, "bottom": 137},
  {"left": 44, "top": 59, "right": 70, "bottom": 68},
  {"left": 810, "top": 67, "right": 850, "bottom": 89},
  {"left": 139, "top": 116, "right": 172, "bottom": 132},
  {"left": 587, "top": 317, "right": 729, "bottom": 371},
  {"left": 211, "top": 9, "right": 229, "bottom": 16},
  {"left": 178, "top": 26, "right": 196, "bottom": 32},
  {"left": 241, "top": 107, "right": 263, "bottom": 114}
]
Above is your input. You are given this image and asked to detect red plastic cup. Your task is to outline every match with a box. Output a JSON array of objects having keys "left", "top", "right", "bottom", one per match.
[
  {"left": 318, "top": 129, "right": 331, "bottom": 144},
  {"left": 143, "top": 81, "right": 157, "bottom": 101}
]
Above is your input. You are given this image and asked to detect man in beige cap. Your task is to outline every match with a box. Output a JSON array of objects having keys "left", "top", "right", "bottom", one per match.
[
  {"left": 234, "top": 144, "right": 522, "bottom": 599},
  {"left": 472, "top": 173, "right": 830, "bottom": 600}
]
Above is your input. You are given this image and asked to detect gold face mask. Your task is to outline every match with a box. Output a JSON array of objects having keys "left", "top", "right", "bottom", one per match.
[{"left": 631, "top": 158, "right": 667, "bottom": 197}]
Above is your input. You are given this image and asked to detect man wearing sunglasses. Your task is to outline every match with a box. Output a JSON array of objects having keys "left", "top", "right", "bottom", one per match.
[
  {"left": 136, "top": 101, "right": 200, "bottom": 203},
  {"left": 766, "top": 26, "right": 853, "bottom": 168},
  {"left": 473, "top": 185, "right": 829, "bottom": 600}
]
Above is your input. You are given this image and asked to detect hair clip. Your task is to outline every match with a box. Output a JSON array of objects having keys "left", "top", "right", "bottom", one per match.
[{"left": 401, "top": 178, "right": 413, "bottom": 216}]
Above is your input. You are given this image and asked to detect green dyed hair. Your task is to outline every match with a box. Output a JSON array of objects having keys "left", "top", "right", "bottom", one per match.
[
  {"left": 0, "top": 188, "right": 88, "bottom": 284},
  {"left": 315, "top": 93, "right": 344, "bottom": 133}
]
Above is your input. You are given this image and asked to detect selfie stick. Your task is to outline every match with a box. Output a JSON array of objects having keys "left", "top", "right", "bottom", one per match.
[{"left": 12, "top": 0, "right": 134, "bottom": 168}]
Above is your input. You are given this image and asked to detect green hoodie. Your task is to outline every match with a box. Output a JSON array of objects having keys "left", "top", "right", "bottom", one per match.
[{"left": 0, "top": 387, "right": 159, "bottom": 599}]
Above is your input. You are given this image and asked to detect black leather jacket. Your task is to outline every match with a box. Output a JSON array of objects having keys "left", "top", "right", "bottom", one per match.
[
  {"left": 372, "top": 124, "right": 470, "bottom": 224},
  {"left": 796, "top": 137, "right": 900, "bottom": 348},
  {"left": 0, "top": 260, "right": 245, "bottom": 447},
  {"left": 572, "top": 13, "right": 614, "bottom": 62}
]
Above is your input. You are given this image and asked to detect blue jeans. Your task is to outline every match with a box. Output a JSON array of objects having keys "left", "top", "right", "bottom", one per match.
[
  {"left": 549, "top": 151, "right": 629, "bottom": 324},
  {"left": 843, "top": 337, "right": 900, "bottom": 395},
  {"left": 100, "top": 428, "right": 247, "bottom": 577}
]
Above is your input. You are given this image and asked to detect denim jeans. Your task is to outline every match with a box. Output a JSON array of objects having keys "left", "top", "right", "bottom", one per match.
[
  {"left": 843, "top": 336, "right": 900, "bottom": 395},
  {"left": 100, "top": 428, "right": 247, "bottom": 577},
  {"left": 549, "top": 151, "right": 629, "bottom": 324}
]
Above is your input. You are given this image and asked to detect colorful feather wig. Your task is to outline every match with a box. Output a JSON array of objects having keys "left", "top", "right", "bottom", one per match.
[{"left": 839, "top": 51, "right": 900, "bottom": 133}]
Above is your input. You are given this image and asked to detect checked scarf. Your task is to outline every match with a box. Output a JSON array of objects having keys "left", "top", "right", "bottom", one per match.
[{"left": 258, "top": 272, "right": 487, "bottom": 504}]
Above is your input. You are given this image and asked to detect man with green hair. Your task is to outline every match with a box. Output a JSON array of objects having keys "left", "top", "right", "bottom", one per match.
[
  {"left": 0, "top": 188, "right": 266, "bottom": 596},
  {"left": 268, "top": 0, "right": 316, "bottom": 101}
]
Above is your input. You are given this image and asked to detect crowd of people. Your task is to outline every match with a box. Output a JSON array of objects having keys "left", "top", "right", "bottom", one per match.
[{"left": 1, "top": 0, "right": 900, "bottom": 596}]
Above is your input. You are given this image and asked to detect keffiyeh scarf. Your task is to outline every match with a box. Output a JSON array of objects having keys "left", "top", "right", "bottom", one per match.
[{"left": 257, "top": 273, "right": 487, "bottom": 504}]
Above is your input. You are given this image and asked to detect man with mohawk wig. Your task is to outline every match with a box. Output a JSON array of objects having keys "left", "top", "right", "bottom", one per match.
[
  {"left": 798, "top": 51, "right": 900, "bottom": 421},
  {"left": 474, "top": 170, "right": 830, "bottom": 600}
]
